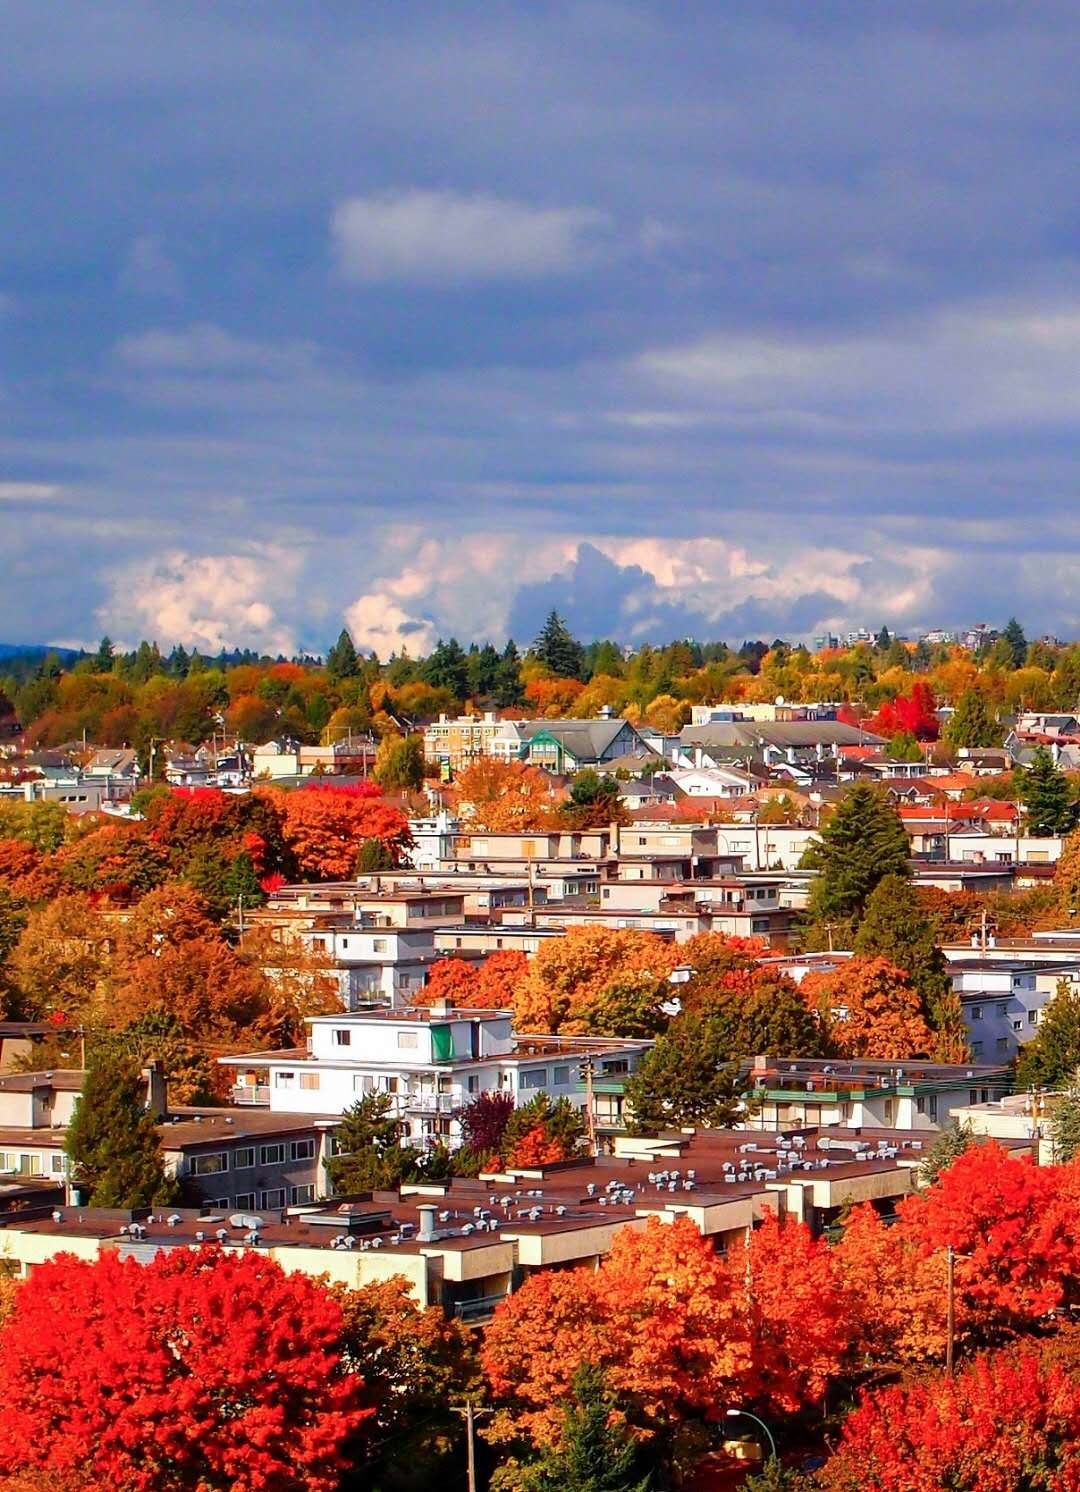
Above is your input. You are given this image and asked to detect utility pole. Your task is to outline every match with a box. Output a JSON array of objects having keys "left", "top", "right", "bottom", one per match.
[
  {"left": 450, "top": 1399, "right": 491, "bottom": 1492},
  {"left": 580, "top": 1057, "right": 597, "bottom": 1156}
]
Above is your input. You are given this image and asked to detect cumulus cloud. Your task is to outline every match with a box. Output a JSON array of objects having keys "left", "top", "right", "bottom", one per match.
[
  {"left": 97, "top": 546, "right": 302, "bottom": 655},
  {"left": 331, "top": 189, "right": 609, "bottom": 283}
]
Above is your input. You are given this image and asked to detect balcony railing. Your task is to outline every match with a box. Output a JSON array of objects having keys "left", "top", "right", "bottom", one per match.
[
  {"left": 453, "top": 1293, "right": 507, "bottom": 1325},
  {"left": 400, "top": 1092, "right": 462, "bottom": 1115},
  {"left": 230, "top": 1084, "right": 271, "bottom": 1106}
]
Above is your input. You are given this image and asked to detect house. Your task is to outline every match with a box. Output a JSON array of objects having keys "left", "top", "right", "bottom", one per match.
[
  {"left": 518, "top": 717, "right": 651, "bottom": 774},
  {"left": 746, "top": 1055, "right": 1012, "bottom": 1131},
  {"left": 252, "top": 738, "right": 301, "bottom": 778},
  {"left": 678, "top": 720, "right": 886, "bottom": 773},
  {"left": 423, "top": 713, "right": 527, "bottom": 772},
  {"left": 0, "top": 1067, "right": 336, "bottom": 1211},
  {"left": 946, "top": 957, "right": 1080, "bottom": 1063},
  {"left": 219, "top": 1005, "right": 652, "bottom": 1151},
  {"left": 298, "top": 736, "right": 378, "bottom": 776},
  {"left": 83, "top": 748, "right": 139, "bottom": 787}
]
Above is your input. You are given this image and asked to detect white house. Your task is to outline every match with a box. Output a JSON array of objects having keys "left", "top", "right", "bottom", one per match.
[{"left": 219, "top": 1006, "right": 652, "bottom": 1149}]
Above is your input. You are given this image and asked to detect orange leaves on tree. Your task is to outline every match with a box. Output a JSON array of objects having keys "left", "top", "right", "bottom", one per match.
[
  {"left": 413, "top": 957, "right": 482, "bottom": 1008},
  {"left": 505, "top": 1123, "right": 569, "bottom": 1168},
  {"left": 739, "top": 1210, "right": 850, "bottom": 1413},
  {"left": 512, "top": 924, "right": 679, "bottom": 1034},
  {"left": 449, "top": 758, "right": 559, "bottom": 832},
  {"left": 273, "top": 786, "right": 412, "bottom": 879},
  {"left": 801, "top": 956, "right": 935, "bottom": 1060},
  {"left": 833, "top": 1202, "right": 952, "bottom": 1365},
  {"left": 413, "top": 950, "right": 529, "bottom": 1011},
  {"left": 0, "top": 1247, "right": 372, "bottom": 1492},
  {"left": 524, "top": 675, "right": 585, "bottom": 717}
]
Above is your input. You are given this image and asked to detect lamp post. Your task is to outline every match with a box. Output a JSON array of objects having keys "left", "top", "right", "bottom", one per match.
[{"left": 725, "top": 1407, "right": 778, "bottom": 1464}]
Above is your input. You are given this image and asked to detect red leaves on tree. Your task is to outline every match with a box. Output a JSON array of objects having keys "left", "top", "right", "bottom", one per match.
[
  {"left": 273, "top": 787, "right": 412, "bottom": 879},
  {"left": 823, "top": 1347, "right": 1080, "bottom": 1492},
  {"left": 867, "top": 682, "right": 940, "bottom": 742},
  {"left": 0, "top": 1247, "right": 372, "bottom": 1492},
  {"left": 504, "top": 1124, "right": 569, "bottom": 1168}
]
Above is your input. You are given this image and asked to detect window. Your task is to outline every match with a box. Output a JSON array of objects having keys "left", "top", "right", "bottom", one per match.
[
  {"left": 1012, "top": 1019, "right": 1023, "bottom": 1032},
  {"left": 970, "top": 1006, "right": 982, "bottom": 1020},
  {"left": 234, "top": 1148, "right": 255, "bottom": 1169},
  {"left": 333, "top": 1029, "right": 351, "bottom": 1047},
  {"left": 996, "top": 1037, "right": 1009, "bottom": 1053},
  {"left": 49, "top": 1154, "right": 66, "bottom": 1175},
  {"left": 260, "top": 1144, "right": 286, "bottom": 1166},
  {"left": 290, "top": 1184, "right": 315, "bottom": 1205},
  {"left": 520, "top": 1068, "right": 547, "bottom": 1089},
  {"left": 971, "top": 1042, "right": 983, "bottom": 1057},
  {"left": 397, "top": 1031, "right": 419, "bottom": 1050},
  {"left": 290, "top": 1139, "right": 315, "bottom": 1161},
  {"left": 553, "top": 1065, "right": 570, "bottom": 1085},
  {"left": 235, "top": 1193, "right": 256, "bottom": 1210},
  {"left": 373, "top": 938, "right": 388, "bottom": 953},
  {"left": 259, "top": 1189, "right": 286, "bottom": 1209},
  {"left": 1029, "top": 1010, "right": 1039, "bottom": 1025},
  {"left": 191, "top": 1152, "right": 228, "bottom": 1176},
  {"left": 354, "top": 1074, "right": 376, "bottom": 1093},
  {"left": 299, "top": 1073, "right": 320, "bottom": 1091},
  {"left": 601, "top": 1059, "right": 629, "bottom": 1075},
  {"left": 275, "top": 1071, "right": 296, "bottom": 1087},
  {"left": 467, "top": 1074, "right": 479, "bottom": 1093},
  {"left": 929, "top": 1094, "right": 939, "bottom": 1122},
  {"left": 997, "top": 1002, "right": 1008, "bottom": 1017}
]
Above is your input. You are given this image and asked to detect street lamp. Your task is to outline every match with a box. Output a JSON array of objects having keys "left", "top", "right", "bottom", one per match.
[{"left": 725, "top": 1407, "right": 778, "bottom": 1464}]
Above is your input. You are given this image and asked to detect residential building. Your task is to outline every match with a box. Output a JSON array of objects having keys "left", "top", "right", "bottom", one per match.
[{"left": 518, "top": 717, "right": 651, "bottom": 773}]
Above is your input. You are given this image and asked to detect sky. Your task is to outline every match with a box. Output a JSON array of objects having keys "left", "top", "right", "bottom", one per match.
[{"left": 4, "top": 1, "right": 1080, "bottom": 656}]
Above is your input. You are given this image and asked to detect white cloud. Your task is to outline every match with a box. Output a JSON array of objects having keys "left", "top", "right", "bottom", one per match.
[
  {"left": 331, "top": 189, "right": 609, "bottom": 283},
  {"left": 119, "top": 234, "right": 182, "bottom": 298},
  {"left": 0, "top": 482, "right": 60, "bottom": 502},
  {"left": 97, "top": 546, "right": 302, "bottom": 655},
  {"left": 114, "top": 323, "right": 316, "bottom": 378}
]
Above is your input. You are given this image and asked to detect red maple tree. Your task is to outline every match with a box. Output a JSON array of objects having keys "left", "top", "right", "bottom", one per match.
[{"left": 0, "top": 1247, "right": 372, "bottom": 1491}]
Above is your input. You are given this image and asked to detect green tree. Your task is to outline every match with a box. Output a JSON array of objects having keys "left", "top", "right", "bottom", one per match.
[
  {"left": 357, "top": 838, "right": 396, "bottom": 872},
  {"left": 494, "top": 639, "right": 525, "bottom": 707},
  {"left": 501, "top": 1092, "right": 587, "bottom": 1161},
  {"left": 1021, "top": 747, "right": 1079, "bottom": 837},
  {"left": 422, "top": 638, "right": 469, "bottom": 700},
  {"left": 854, "top": 874, "right": 953, "bottom": 1028},
  {"left": 1017, "top": 980, "right": 1080, "bottom": 1089},
  {"left": 804, "top": 784, "right": 910, "bottom": 928},
  {"left": 918, "top": 1118, "right": 974, "bottom": 1186},
  {"left": 886, "top": 731, "right": 924, "bottom": 763},
  {"left": 93, "top": 635, "right": 115, "bottom": 673},
  {"left": 874, "top": 624, "right": 891, "bottom": 652},
  {"left": 534, "top": 610, "right": 584, "bottom": 679},
  {"left": 324, "top": 1093, "right": 414, "bottom": 1193},
  {"left": 65, "top": 1054, "right": 178, "bottom": 1207},
  {"left": 374, "top": 732, "right": 425, "bottom": 791},
  {"left": 624, "top": 1014, "right": 747, "bottom": 1132},
  {"left": 1051, "top": 1084, "right": 1080, "bottom": 1163},
  {"left": 944, "top": 689, "right": 1001, "bottom": 749},
  {"left": 326, "top": 627, "right": 360, "bottom": 680},
  {"left": 1002, "top": 616, "right": 1028, "bottom": 670},
  {"left": 527, "top": 1364, "right": 651, "bottom": 1492}
]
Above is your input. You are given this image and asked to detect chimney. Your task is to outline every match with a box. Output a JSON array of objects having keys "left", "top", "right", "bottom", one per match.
[
  {"left": 431, "top": 997, "right": 452, "bottom": 1017},
  {"left": 142, "top": 1061, "right": 168, "bottom": 1120},
  {"left": 417, "top": 1204, "right": 438, "bottom": 1243}
]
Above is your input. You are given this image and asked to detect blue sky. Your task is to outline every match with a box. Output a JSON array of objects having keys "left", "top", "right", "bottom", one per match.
[{"left": 4, "top": 2, "right": 1080, "bottom": 655}]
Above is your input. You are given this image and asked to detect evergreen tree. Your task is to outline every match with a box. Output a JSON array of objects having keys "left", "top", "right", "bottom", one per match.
[
  {"left": 854, "top": 874, "right": 952, "bottom": 1025},
  {"left": 1021, "top": 747, "right": 1079, "bottom": 836},
  {"left": 1052, "top": 1084, "right": 1080, "bottom": 1162},
  {"left": 1017, "top": 981, "right": 1080, "bottom": 1089},
  {"left": 357, "top": 838, "right": 395, "bottom": 872},
  {"left": 374, "top": 733, "right": 425, "bottom": 791},
  {"left": 494, "top": 639, "right": 525, "bottom": 707},
  {"left": 466, "top": 642, "right": 501, "bottom": 699},
  {"left": 324, "top": 1093, "right": 415, "bottom": 1193},
  {"left": 886, "top": 731, "right": 924, "bottom": 762},
  {"left": 944, "top": 689, "right": 1000, "bottom": 748},
  {"left": 625, "top": 1015, "right": 747, "bottom": 1133},
  {"left": 326, "top": 627, "right": 360, "bottom": 680},
  {"left": 534, "top": 610, "right": 584, "bottom": 679},
  {"left": 93, "top": 636, "right": 115, "bottom": 673},
  {"left": 501, "top": 1093, "right": 587, "bottom": 1160},
  {"left": 804, "top": 784, "right": 910, "bottom": 928},
  {"left": 422, "top": 638, "right": 469, "bottom": 699},
  {"left": 65, "top": 1055, "right": 178, "bottom": 1207},
  {"left": 875, "top": 624, "right": 891, "bottom": 652},
  {"left": 911, "top": 638, "right": 931, "bottom": 672},
  {"left": 528, "top": 1364, "right": 651, "bottom": 1492},
  {"left": 1002, "top": 616, "right": 1028, "bottom": 669},
  {"left": 919, "top": 1119, "right": 974, "bottom": 1186}
]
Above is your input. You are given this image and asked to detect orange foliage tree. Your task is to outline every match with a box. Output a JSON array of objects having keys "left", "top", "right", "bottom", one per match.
[
  {"left": 449, "top": 759, "right": 558, "bottom": 832},
  {"left": 273, "top": 785, "right": 412, "bottom": 878},
  {"left": 801, "top": 956, "right": 935, "bottom": 1059},
  {"left": 512, "top": 925, "right": 679, "bottom": 1033},
  {"left": 412, "top": 957, "right": 481, "bottom": 1008},
  {"left": 0, "top": 1247, "right": 372, "bottom": 1492}
]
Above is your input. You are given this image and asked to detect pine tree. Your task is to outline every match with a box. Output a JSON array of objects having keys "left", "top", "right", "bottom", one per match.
[
  {"left": 1002, "top": 616, "right": 1028, "bottom": 669},
  {"left": 326, "top": 627, "right": 360, "bottom": 680},
  {"left": 324, "top": 1093, "right": 414, "bottom": 1193},
  {"left": 625, "top": 1015, "right": 746, "bottom": 1133},
  {"left": 804, "top": 784, "right": 910, "bottom": 928},
  {"left": 1017, "top": 981, "right": 1080, "bottom": 1089},
  {"left": 1052, "top": 1084, "right": 1080, "bottom": 1163},
  {"left": 1021, "top": 747, "right": 1078, "bottom": 836},
  {"left": 944, "top": 689, "right": 1000, "bottom": 748},
  {"left": 422, "top": 638, "right": 469, "bottom": 699},
  {"left": 854, "top": 874, "right": 952, "bottom": 1021},
  {"left": 494, "top": 639, "right": 525, "bottom": 707},
  {"left": 93, "top": 636, "right": 115, "bottom": 673},
  {"left": 534, "top": 610, "right": 584, "bottom": 679},
  {"left": 918, "top": 1119, "right": 974, "bottom": 1186},
  {"left": 875, "top": 624, "right": 891, "bottom": 652},
  {"left": 529, "top": 1365, "right": 651, "bottom": 1492},
  {"left": 65, "top": 1054, "right": 178, "bottom": 1207}
]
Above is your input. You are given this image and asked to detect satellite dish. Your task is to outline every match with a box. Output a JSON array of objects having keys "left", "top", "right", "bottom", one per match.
[
  {"left": 775, "top": 695, "right": 785, "bottom": 706},
  {"left": 229, "top": 1213, "right": 264, "bottom": 1231}
]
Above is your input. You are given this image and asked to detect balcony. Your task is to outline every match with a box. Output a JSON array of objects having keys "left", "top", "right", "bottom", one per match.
[
  {"left": 230, "top": 1084, "right": 271, "bottom": 1106},
  {"left": 453, "top": 1293, "right": 507, "bottom": 1326},
  {"left": 401, "top": 1092, "right": 463, "bottom": 1115}
]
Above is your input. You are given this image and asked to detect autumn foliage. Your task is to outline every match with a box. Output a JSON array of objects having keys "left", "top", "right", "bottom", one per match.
[
  {"left": 272, "top": 783, "right": 412, "bottom": 878},
  {"left": 512, "top": 925, "right": 679, "bottom": 1033},
  {"left": 801, "top": 955, "right": 935, "bottom": 1059},
  {"left": 0, "top": 1247, "right": 372, "bottom": 1492},
  {"left": 449, "top": 758, "right": 559, "bottom": 832},
  {"left": 412, "top": 949, "right": 529, "bottom": 1010}
]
